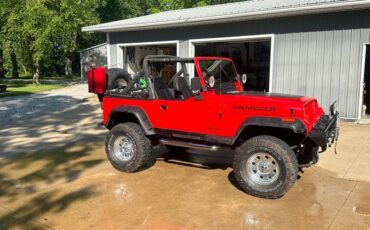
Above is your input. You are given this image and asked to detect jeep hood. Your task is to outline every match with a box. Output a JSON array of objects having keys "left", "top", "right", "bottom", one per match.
[
  {"left": 225, "top": 91, "right": 314, "bottom": 105},
  {"left": 225, "top": 91, "right": 302, "bottom": 99}
]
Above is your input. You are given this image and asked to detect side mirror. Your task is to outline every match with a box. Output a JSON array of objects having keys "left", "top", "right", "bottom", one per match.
[
  {"left": 241, "top": 74, "right": 247, "bottom": 84},
  {"left": 191, "top": 78, "right": 202, "bottom": 91}
]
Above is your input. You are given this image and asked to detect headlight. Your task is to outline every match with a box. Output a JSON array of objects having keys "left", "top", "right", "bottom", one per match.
[{"left": 330, "top": 101, "right": 338, "bottom": 115}]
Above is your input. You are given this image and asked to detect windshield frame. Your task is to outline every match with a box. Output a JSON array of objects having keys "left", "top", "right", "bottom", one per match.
[{"left": 195, "top": 57, "right": 241, "bottom": 93}]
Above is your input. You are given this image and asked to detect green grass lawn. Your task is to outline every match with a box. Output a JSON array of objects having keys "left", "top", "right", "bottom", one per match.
[
  {"left": 18, "top": 72, "right": 81, "bottom": 80},
  {"left": 0, "top": 81, "right": 64, "bottom": 98}
]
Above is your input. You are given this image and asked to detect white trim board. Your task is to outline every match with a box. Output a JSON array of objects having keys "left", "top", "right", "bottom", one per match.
[
  {"left": 188, "top": 34, "right": 275, "bottom": 92},
  {"left": 359, "top": 43, "right": 370, "bottom": 120},
  {"left": 107, "top": 33, "right": 111, "bottom": 68}
]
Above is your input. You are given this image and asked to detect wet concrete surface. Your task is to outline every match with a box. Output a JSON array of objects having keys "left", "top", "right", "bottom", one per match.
[{"left": 0, "top": 97, "right": 370, "bottom": 229}]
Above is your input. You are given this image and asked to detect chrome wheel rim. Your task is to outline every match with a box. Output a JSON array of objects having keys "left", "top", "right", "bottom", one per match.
[
  {"left": 246, "top": 152, "right": 280, "bottom": 185},
  {"left": 113, "top": 135, "right": 135, "bottom": 162},
  {"left": 115, "top": 79, "right": 128, "bottom": 88}
]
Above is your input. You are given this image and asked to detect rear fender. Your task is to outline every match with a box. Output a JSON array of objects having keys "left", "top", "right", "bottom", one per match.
[{"left": 105, "top": 106, "right": 155, "bottom": 135}]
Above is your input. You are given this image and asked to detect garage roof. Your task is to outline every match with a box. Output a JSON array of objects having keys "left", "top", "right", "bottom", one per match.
[{"left": 82, "top": 0, "right": 370, "bottom": 32}]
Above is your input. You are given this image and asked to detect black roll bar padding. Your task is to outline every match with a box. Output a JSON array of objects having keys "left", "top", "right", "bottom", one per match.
[
  {"left": 142, "top": 55, "right": 195, "bottom": 98},
  {"left": 143, "top": 55, "right": 193, "bottom": 75}
]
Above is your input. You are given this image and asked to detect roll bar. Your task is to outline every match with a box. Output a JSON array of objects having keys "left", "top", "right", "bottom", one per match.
[{"left": 142, "top": 55, "right": 193, "bottom": 75}]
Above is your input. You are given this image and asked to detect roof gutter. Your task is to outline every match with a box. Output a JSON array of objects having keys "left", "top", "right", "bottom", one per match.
[
  {"left": 78, "top": 43, "right": 107, "bottom": 53},
  {"left": 82, "top": 1, "right": 370, "bottom": 32}
]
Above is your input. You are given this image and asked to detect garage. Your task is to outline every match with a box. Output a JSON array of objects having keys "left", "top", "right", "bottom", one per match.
[
  {"left": 192, "top": 37, "right": 272, "bottom": 92},
  {"left": 82, "top": 0, "right": 370, "bottom": 120}
]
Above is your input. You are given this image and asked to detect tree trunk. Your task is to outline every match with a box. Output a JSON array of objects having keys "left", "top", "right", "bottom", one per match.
[
  {"left": 33, "top": 66, "right": 40, "bottom": 85},
  {"left": 0, "top": 45, "right": 4, "bottom": 78},
  {"left": 65, "top": 57, "right": 73, "bottom": 77},
  {"left": 10, "top": 44, "right": 19, "bottom": 79}
]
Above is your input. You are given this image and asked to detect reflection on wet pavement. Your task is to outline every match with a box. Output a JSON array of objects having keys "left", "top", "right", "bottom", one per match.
[{"left": 0, "top": 144, "right": 369, "bottom": 229}]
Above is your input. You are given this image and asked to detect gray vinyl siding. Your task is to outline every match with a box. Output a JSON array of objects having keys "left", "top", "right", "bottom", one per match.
[
  {"left": 273, "top": 28, "right": 370, "bottom": 119},
  {"left": 108, "top": 9, "right": 370, "bottom": 119}
]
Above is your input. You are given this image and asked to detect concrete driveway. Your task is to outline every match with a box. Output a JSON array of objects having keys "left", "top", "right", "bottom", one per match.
[{"left": 0, "top": 88, "right": 370, "bottom": 229}]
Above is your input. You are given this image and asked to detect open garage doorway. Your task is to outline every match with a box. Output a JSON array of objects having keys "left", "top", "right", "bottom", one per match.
[
  {"left": 118, "top": 42, "right": 178, "bottom": 75},
  {"left": 361, "top": 44, "right": 370, "bottom": 120},
  {"left": 193, "top": 37, "right": 272, "bottom": 92}
]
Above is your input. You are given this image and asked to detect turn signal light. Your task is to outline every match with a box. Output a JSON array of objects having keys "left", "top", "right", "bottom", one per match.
[{"left": 281, "top": 118, "right": 296, "bottom": 123}]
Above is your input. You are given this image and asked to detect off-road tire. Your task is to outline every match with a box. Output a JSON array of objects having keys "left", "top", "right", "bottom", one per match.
[
  {"left": 105, "top": 123, "right": 152, "bottom": 173},
  {"left": 106, "top": 68, "right": 131, "bottom": 90},
  {"left": 233, "top": 135, "right": 298, "bottom": 199}
]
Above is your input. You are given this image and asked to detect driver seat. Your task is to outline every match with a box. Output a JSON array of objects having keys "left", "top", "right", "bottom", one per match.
[
  {"left": 154, "top": 76, "right": 174, "bottom": 100},
  {"left": 174, "top": 77, "right": 193, "bottom": 100}
]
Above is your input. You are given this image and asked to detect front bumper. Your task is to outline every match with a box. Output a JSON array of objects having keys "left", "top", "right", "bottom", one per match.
[{"left": 308, "top": 111, "right": 340, "bottom": 152}]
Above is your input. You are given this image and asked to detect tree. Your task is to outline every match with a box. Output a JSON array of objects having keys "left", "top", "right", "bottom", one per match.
[
  {"left": 0, "top": 0, "right": 27, "bottom": 78},
  {"left": 9, "top": 44, "right": 19, "bottom": 78},
  {"left": 0, "top": 0, "right": 16, "bottom": 78},
  {"left": 0, "top": 3, "right": 5, "bottom": 78},
  {"left": 0, "top": 46, "right": 4, "bottom": 78},
  {"left": 149, "top": 0, "right": 244, "bottom": 13},
  {"left": 1, "top": 0, "right": 104, "bottom": 76},
  {"left": 98, "top": 0, "right": 155, "bottom": 23},
  {"left": 0, "top": 0, "right": 245, "bottom": 78}
]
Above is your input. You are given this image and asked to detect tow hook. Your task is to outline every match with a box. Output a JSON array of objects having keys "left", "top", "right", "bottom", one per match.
[{"left": 328, "top": 138, "right": 333, "bottom": 147}]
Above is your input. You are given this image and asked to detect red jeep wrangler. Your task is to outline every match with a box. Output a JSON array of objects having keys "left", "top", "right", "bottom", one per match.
[{"left": 88, "top": 55, "right": 339, "bottom": 198}]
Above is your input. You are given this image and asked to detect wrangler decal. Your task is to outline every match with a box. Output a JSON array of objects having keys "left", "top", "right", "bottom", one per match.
[{"left": 232, "top": 106, "right": 277, "bottom": 111}]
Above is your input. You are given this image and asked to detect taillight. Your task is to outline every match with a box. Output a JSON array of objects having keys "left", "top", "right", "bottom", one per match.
[{"left": 88, "top": 67, "right": 107, "bottom": 94}]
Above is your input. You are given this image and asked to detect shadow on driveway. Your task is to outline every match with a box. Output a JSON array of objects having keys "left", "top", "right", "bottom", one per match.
[
  {"left": 0, "top": 95, "right": 106, "bottom": 157},
  {"left": 0, "top": 94, "right": 107, "bottom": 228},
  {"left": 0, "top": 141, "right": 105, "bottom": 229}
]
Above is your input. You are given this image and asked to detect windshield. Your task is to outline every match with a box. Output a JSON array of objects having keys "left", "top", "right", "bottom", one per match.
[{"left": 199, "top": 60, "right": 239, "bottom": 92}]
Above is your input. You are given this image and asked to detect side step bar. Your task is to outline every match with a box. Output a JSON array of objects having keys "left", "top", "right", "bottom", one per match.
[{"left": 160, "top": 139, "right": 221, "bottom": 151}]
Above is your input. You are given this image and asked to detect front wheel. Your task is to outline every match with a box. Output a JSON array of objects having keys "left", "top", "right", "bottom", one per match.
[
  {"left": 233, "top": 135, "right": 298, "bottom": 199},
  {"left": 105, "top": 123, "right": 152, "bottom": 172}
]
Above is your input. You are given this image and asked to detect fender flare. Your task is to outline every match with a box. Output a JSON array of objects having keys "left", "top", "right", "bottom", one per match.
[
  {"left": 106, "top": 106, "right": 155, "bottom": 135},
  {"left": 231, "top": 117, "right": 306, "bottom": 145}
]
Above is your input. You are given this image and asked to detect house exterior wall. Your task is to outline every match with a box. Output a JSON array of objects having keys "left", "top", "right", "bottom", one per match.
[{"left": 107, "top": 9, "right": 370, "bottom": 119}]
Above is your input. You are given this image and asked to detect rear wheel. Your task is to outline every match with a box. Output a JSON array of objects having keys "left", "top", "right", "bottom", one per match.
[
  {"left": 233, "top": 135, "right": 298, "bottom": 199},
  {"left": 105, "top": 123, "right": 151, "bottom": 172}
]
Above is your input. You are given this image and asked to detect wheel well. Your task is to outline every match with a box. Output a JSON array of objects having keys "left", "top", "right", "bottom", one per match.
[
  {"left": 235, "top": 125, "right": 305, "bottom": 147},
  {"left": 107, "top": 112, "right": 140, "bottom": 129}
]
